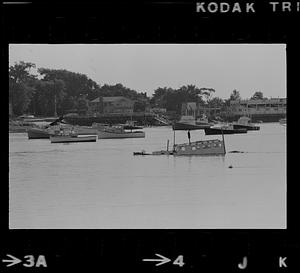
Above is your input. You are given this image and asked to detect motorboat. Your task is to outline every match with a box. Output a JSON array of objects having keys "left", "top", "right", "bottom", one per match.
[
  {"left": 27, "top": 125, "right": 97, "bottom": 139},
  {"left": 204, "top": 124, "right": 247, "bottom": 135},
  {"left": 27, "top": 116, "right": 98, "bottom": 139},
  {"left": 50, "top": 134, "right": 97, "bottom": 143},
  {"left": 173, "top": 115, "right": 211, "bottom": 130},
  {"left": 98, "top": 125, "right": 145, "bottom": 139},
  {"left": 122, "top": 120, "right": 143, "bottom": 130},
  {"left": 28, "top": 127, "right": 56, "bottom": 139},
  {"left": 135, "top": 138, "right": 226, "bottom": 156},
  {"left": 232, "top": 116, "right": 260, "bottom": 131}
]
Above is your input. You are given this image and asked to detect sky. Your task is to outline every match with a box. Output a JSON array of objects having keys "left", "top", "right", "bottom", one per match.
[{"left": 9, "top": 44, "right": 286, "bottom": 99}]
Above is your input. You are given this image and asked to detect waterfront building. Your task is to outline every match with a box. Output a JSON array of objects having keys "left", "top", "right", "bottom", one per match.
[
  {"left": 229, "top": 98, "right": 286, "bottom": 116},
  {"left": 89, "top": 96, "right": 134, "bottom": 115}
]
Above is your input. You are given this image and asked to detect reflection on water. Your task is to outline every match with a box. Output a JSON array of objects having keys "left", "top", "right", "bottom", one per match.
[{"left": 9, "top": 123, "right": 286, "bottom": 229}]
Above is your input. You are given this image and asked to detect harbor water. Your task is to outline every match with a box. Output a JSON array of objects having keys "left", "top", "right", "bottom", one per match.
[{"left": 9, "top": 123, "right": 286, "bottom": 229}]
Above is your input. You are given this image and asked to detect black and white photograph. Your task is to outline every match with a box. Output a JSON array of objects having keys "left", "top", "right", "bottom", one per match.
[{"left": 9, "top": 44, "right": 286, "bottom": 229}]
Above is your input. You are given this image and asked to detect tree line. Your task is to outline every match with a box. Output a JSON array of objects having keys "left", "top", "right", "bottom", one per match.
[{"left": 9, "top": 61, "right": 265, "bottom": 117}]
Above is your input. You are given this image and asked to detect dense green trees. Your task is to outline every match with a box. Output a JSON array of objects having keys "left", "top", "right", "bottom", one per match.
[
  {"left": 9, "top": 61, "right": 253, "bottom": 117},
  {"left": 251, "top": 91, "right": 264, "bottom": 100},
  {"left": 9, "top": 62, "right": 37, "bottom": 115},
  {"left": 9, "top": 62, "right": 153, "bottom": 116},
  {"left": 229, "top": 89, "right": 241, "bottom": 101},
  {"left": 150, "top": 85, "right": 216, "bottom": 113},
  {"left": 31, "top": 79, "right": 66, "bottom": 116},
  {"left": 37, "top": 68, "right": 100, "bottom": 114}
]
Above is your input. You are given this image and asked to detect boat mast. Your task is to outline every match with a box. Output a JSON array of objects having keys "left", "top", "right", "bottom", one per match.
[
  {"left": 173, "top": 129, "right": 176, "bottom": 152},
  {"left": 54, "top": 93, "right": 57, "bottom": 117},
  {"left": 221, "top": 130, "right": 226, "bottom": 154}
]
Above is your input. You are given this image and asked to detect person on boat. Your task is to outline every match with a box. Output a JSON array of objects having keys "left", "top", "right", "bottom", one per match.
[{"left": 188, "top": 130, "right": 191, "bottom": 144}]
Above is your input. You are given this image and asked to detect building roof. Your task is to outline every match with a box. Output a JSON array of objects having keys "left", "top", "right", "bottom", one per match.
[
  {"left": 90, "top": 96, "right": 133, "bottom": 103},
  {"left": 230, "top": 98, "right": 286, "bottom": 105},
  {"left": 103, "top": 96, "right": 132, "bottom": 102}
]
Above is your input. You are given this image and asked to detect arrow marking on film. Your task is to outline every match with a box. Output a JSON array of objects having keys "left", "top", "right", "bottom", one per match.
[
  {"left": 142, "top": 253, "right": 171, "bottom": 266},
  {"left": 2, "top": 254, "right": 22, "bottom": 267}
]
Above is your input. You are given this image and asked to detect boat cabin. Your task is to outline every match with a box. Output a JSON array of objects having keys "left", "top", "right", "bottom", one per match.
[{"left": 173, "top": 139, "right": 225, "bottom": 155}]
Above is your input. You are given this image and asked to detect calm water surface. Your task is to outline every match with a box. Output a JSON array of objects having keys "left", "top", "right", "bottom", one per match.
[{"left": 9, "top": 123, "right": 286, "bottom": 228}]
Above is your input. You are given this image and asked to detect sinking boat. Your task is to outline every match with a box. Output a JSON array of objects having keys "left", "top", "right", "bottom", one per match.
[
  {"left": 98, "top": 125, "right": 145, "bottom": 139},
  {"left": 134, "top": 127, "right": 226, "bottom": 156},
  {"left": 172, "top": 139, "right": 225, "bottom": 155}
]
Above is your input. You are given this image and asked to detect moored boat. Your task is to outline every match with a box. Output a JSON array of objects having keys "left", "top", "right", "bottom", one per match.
[
  {"left": 232, "top": 116, "right": 260, "bottom": 131},
  {"left": 137, "top": 138, "right": 226, "bottom": 156},
  {"left": 28, "top": 124, "right": 97, "bottom": 139},
  {"left": 50, "top": 135, "right": 97, "bottom": 143},
  {"left": 173, "top": 115, "right": 211, "bottom": 130},
  {"left": 204, "top": 124, "right": 247, "bottom": 135},
  {"left": 28, "top": 127, "right": 55, "bottom": 139},
  {"left": 98, "top": 125, "right": 145, "bottom": 139},
  {"left": 122, "top": 120, "right": 143, "bottom": 130}
]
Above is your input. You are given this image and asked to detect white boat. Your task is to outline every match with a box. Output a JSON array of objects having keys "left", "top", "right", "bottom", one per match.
[
  {"left": 98, "top": 125, "right": 145, "bottom": 139},
  {"left": 50, "top": 134, "right": 97, "bottom": 143},
  {"left": 28, "top": 124, "right": 97, "bottom": 139}
]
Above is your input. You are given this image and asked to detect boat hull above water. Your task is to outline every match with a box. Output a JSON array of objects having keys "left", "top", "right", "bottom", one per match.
[
  {"left": 50, "top": 135, "right": 97, "bottom": 143},
  {"left": 98, "top": 130, "right": 145, "bottom": 139},
  {"left": 27, "top": 128, "right": 54, "bottom": 139},
  {"left": 232, "top": 124, "right": 260, "bottom": 131},
  {"left": 172, "top": 122, "right": 210, "bottom": 130},
  {"left": 27, "top": 126, "right": 98, "bottom": 139},
  {"left": 204, "top": 127, "right": 247, "bottom": 135}
]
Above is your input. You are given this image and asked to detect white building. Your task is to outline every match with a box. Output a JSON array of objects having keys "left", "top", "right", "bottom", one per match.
[{"left": 230, "top": 98, "right": 286, "bottom": 115}]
